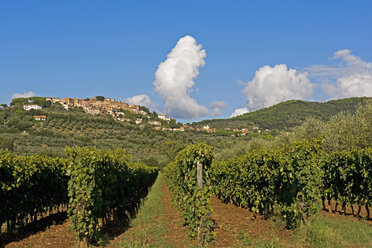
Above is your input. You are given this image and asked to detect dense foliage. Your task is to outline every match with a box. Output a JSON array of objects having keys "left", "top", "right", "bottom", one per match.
[
  {"left": 212, "top": 139, "right": 324, "bottom": 228},
  {"left": 66, "top": 147, "right": 158, "bottom": 244},
  {"left": 164, "top": 143, "right": 215, "bottom": 243},
  {"left": 321, "top": 148, "right": 372, "bottom": 218},
  {"left": 0, "top": 152, "right": 68, "bottom": 231},
  {"left": 0, "top": 148, "right": 158, "bottom": 246},
  {"left": 210, "top": 99, "right": 372, "bottom": 228}
]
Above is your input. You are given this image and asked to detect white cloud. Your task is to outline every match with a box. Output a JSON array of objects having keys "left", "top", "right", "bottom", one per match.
[
  {"left": 153, "top": 35, "right": 209, "bottom": 119},
  {"left": 230, "top": 107, "right": 249, "bottom": 118},
  {"left": 12, "top": 91, "right": 35, "bottom": 99},
  {"left": 210, "top": 101, "right": 227, "bottom": 117},
  {"left": 310, "top": 49, "right": 372, "bottom": 98},
  {"left": 240, "top": 64, "right": 314, "bottom": 111},
  {"left": 125, "top": 94, "right": 156, "bottom": 109}
]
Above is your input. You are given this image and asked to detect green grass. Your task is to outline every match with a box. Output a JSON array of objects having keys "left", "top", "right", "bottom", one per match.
[
  {"left": 119, "top": 173, "right": 173, "bottom": 248},
  {"left": 300, "top": 215, "right": 372, "bottom": 248},
  {"left": 233, "top": 214, "right": 372, "bottom": 248}
]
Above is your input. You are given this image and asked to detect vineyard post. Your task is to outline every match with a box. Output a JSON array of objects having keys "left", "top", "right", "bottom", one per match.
[{"left": 197, "top": 159, "right": 206, "bottom": 244}]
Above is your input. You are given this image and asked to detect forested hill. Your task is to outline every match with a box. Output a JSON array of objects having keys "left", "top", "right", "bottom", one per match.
[{"left": 194, "top": 97, "right": 371, "bottom": 131}]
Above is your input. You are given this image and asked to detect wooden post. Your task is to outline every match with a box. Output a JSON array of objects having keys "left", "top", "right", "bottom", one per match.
[
  {"left": 196, "top": 159, "right": 206, "bottom": 244},
  {"left": 197, "top": 160, "right": 203, "bottom": 188}
]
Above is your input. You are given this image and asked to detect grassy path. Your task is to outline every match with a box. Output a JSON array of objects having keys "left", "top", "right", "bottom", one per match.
[
  {"left": 117, "top": 173, "right": 193, "bottom": 248},
  {"left": 117, "top": 173, "right": 170, "bottom": 248}
]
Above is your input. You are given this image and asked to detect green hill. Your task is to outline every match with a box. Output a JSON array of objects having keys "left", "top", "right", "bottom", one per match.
[
  {"left": 0, "top": 99, "right": 238, "bottom": 167},
  {"left": 194, "top": 97, "right": 371, "bottom": 131}
]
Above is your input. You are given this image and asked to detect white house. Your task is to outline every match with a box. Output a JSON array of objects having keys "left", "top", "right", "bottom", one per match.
[
  {"left": 135, "top": 119, "right": 142, "bottom": 125},
  {"left": 139, "top": 110, "right": 148, "bottom": 115},
  {"left": 52, "top": 98, "right": 64, "bottom": 104},
  {"left": 202, "top": 125, "right": 210, "bottom": 130},
  {"left": 149, "top": 120, "right": 161, "bottom": 126},
  {"left": 23, "top": 104, "right": 42, "bottom": 111},
  {"left": 34, "top": 115, "right": 47, "bottom": 121},
  {"left": 158, "top": 114, "right": 171, "bottom": 121},
  {"left": 61, "top": 102, "right": 69, "bottom": 110}
]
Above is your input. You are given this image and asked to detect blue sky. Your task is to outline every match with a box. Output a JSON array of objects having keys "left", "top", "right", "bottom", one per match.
[{"left": 1, "top": 1, "right": 371, "bottom": 122}]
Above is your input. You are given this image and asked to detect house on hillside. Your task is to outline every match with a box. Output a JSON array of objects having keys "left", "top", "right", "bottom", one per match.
[
  {"left": 206, "top": 128, "right": 216, "bottom": 133},
  {"left": 135, "top": 119, "right": 142, "bottom": 125},
  {"left": 149, "top": 120, "right": 161, "bottom": 126},
  {"left": 64, "top": 97, "right": 73, "bottom": 105},
  {"left": 158, "top": 114, "right": 171, "bottom": 121},
  {"left": 34, "top": 115, "right": 47, "bottom": 121},
  {"left": 52, "top": 98, "right": 64, "bottom": 104},
  {"left": 172, "top": 127, "right": 185, "bottom": 132},
  {"left": 23, "top": 104, "right": 42, "bottom": 111}
]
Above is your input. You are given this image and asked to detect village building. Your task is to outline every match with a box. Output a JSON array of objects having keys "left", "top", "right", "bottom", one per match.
[
  {"left": 162, "top": 127, "right": 172, "bottom": 131},
  {"left": 149, "top": 120, "right": 161, "bottom": 126},
  {"left": 52, "top": 98, "right": 64, "bottom": 104},
  {"left": 58, "top": 102, "right": 69, "bottom": 110},
  {"left": 206, "top": 128, "right": 216, "bottom": 133},
  {"left": 33, "top": 115, "right": 47, "bottom": 121},
  {"left": 64, "top": 97, "right": 73, "bottom": 105},
  {"left": 158, "top": 114, "right": 171, "bottom": 121},
  {"left": 23, "top": 104, "right": 42, "bottom": 111},
  {"left": 172, "top": 127, "right": 185, "bottom": 132}
]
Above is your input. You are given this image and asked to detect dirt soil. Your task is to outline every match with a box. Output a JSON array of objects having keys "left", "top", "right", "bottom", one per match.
[
  {"left": 161, "top": 178, "right": 196, "bottom": 248},
  {"left": 323, "top": 200, "right": 370, "bottom": 220},
  {"left": 1, "top": 213, "right": 76, "bottom": 248},
  {"left": 210, "top": 196, "right": 295, "bottom": 248}
]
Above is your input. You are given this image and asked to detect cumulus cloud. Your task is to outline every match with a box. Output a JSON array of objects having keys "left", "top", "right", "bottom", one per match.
[
  {"left": 125, "top": 94, "right": 156, "bottom": 109},
  {"left": 12, "top": 91, "right": 35, "bottom": 99},
  {"left": 153, "top": 35, "right": 209, "bottom": 119},
  {"left": 230, "top": 107, "right": 249, "bottom": 118},
  {"left": 308, "top": 49, "right": 372, "bottom": 98},
  {"left": 234, "top": 64, "right": 314, "bottom": 114},
  {"left": 210, "top": 101, "right": 227, "bottom": 117}
]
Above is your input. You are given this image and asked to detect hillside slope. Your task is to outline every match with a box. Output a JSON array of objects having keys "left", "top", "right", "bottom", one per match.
[{"left": 194, "top": 97, "right": 370, "bottom": 131}]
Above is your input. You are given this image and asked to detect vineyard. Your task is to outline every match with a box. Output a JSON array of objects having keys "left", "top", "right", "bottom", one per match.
[
  {"left": 1, "top": 142, "right": 371, "bottom": 247},
  {"left": 1, "top": 100, "right": 371, "bottom": 247},
  {"left": 0, "top": 148, "right": 158, "bottom": 247}
]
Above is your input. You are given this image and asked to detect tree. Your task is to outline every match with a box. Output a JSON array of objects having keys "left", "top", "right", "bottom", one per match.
[
  {"left": 95, "top": 96, "right": 105, "bottom": 101},
  {"left": 0, "top": 136, "right": 14, "bottom": 151},
  {"left": 160, "top": 140, "right": 186, "bottom": 162}
]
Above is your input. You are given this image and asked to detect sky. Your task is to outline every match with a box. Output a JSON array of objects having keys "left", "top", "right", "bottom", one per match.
[{"left": 1, "top": 0, "right": 371, "bottom": 122}]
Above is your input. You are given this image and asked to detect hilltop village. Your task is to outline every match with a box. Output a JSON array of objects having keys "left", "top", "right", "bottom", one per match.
[{"left": 20, "top": 96, "right": 265, "bottom": 135}]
